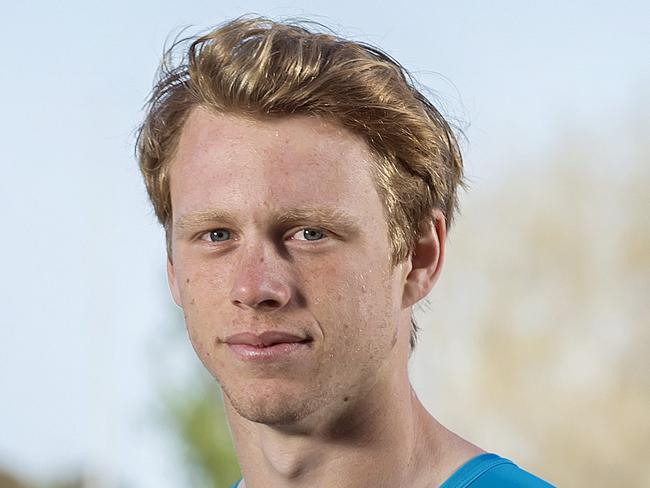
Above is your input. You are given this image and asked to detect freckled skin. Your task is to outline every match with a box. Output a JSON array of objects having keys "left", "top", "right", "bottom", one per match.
[
  {"left": 164, "top": 107, "right": 483, "bottom": 488},
  {"left": 166, "top": 107, "right": 411, "bottom": 426}
]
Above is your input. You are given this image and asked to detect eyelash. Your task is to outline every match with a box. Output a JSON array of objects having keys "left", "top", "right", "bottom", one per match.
[{"left": 198, "top": 227, "right": 330, "bottom": 244}]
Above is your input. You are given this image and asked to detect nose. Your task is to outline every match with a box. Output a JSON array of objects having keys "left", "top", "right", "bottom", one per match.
[{"left": 229, "top": 243, "right": 292, "bottom": 311}]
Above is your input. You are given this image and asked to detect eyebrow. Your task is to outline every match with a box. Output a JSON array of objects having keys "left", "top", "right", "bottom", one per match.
[{"left": 174, "top": 206, "right": 361, "bottom": 235}]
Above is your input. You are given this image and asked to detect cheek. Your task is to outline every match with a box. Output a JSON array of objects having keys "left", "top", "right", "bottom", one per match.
[
  {"left": 307, "top": 259, "right": 399, "bottom": 345},
  {"left": 357, "top": 270, "right": 401, "bottom": 335},
  {"left": 175, "top": 265, "right": 231, "bottom": 354},
  {"left": 177, "top": 259, "right": 232, "bottom": 307},
  {"left": 180, "top": 284, "right": 230, "bottom": 379}
]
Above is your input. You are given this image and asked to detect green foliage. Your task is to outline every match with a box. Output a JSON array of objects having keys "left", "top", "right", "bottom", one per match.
[{"left": 165, "top": 380, "right": 241, "bottom": 488}]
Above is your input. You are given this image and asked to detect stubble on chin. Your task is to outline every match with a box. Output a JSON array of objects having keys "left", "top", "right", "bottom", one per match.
[{"left": 220, "top": 380, "right": 327, "bottom": 427}]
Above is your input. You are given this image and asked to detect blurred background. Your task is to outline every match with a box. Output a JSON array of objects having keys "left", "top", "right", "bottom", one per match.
[{"left": 1, "top": 1, "right": 648, "bottom": 487}]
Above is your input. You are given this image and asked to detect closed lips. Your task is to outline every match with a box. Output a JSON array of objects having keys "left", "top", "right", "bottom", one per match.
[{"left": 225, "top": 331, "right": 310, "bottom": 347}]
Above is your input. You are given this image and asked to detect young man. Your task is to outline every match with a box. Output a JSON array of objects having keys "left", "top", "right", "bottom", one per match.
[{"left": 137, "top": 17, "right": 554, "bottom": 488}]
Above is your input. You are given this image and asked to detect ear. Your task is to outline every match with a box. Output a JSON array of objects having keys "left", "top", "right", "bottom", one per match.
[
  {"left": 401, "top": 209, "right": 446, "bottom": 309},
  {"left": 167, "top": 257, "right": 182, "bottom": 308}
]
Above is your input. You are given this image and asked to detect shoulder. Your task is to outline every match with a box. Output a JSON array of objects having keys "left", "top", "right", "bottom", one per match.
[{"left": 440, "top": 453, "right": 555, "bottom": 488}]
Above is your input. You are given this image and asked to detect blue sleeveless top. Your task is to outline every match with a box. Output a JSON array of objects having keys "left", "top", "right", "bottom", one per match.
[
  {"left": 440, "top": 453, "right": 554, "bottom": 487},
  {"left": 230, "top": 453, "right": 554, "bottom": 487}
]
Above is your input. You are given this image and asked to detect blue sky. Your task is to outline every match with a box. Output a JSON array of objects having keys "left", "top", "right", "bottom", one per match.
[{"left": 1, "top": 1, "right": 647, "bottom": 486}]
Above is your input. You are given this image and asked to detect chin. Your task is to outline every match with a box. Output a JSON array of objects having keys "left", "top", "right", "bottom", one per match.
[{"left": 222, "top": 381, "right": 324, "bottom": 426}]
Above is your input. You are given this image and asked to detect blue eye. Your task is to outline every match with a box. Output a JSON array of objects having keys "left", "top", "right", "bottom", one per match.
[
  {"left": 303, "top": 229, "right": 323, "bottom": 240},
  {"left": 292, "top": 228, "right": 325, "bottom": 241},
  {"left": 208, "top": 229, "right": 230, "bottom": 242}
]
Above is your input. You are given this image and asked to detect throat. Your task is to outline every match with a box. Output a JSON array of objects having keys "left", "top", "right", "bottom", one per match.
[
  {"left": 235, "top": 399, "right": 422, "bottom": 488},
  {"left": 260, "top": 439, "right": 321, "bottom": 480}
]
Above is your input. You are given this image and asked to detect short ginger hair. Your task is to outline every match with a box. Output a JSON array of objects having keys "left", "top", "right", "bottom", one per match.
[{"left": 136, "top": 17, "right": 465, "bottom": 347}]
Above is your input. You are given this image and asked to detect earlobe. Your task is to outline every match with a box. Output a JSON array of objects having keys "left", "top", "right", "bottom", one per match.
[
  {"left": 167, "top": 258, "right": 183, "bottom": 308},
  {"left": 401, "top": 210, "right": 446, "bottom": 309}
]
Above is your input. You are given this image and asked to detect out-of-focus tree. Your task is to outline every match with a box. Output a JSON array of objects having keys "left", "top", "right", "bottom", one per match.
[
  {"left": 0, "top": 469, "right": 83, "bottom": 488},
  {"left": 153, "top": 305, "right": 240, "bottom": 488},
  {"left": 164, "top": 379, "right": 240, "bottom": 488},
  {"left": 0, "top": 470, "right": 30, "bottom": 488},
  {"left": 414, "top": 103, "right": 649, "bottom": 486}
]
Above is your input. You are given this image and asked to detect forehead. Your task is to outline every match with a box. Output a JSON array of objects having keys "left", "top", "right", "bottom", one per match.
[{"left": 169, "top": 107, "right": 384, "bottom": 221}]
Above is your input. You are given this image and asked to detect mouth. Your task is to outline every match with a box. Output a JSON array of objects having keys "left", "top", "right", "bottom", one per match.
[{"left": 224, "top": 331, "right": 313, "bottom": 362}]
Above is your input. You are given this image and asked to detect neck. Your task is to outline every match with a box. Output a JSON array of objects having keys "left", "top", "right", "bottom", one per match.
[{"left": 225, "top": 358, "right": 465, "bottom": 488}]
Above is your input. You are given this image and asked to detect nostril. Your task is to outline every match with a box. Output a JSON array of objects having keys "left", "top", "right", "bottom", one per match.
[
  {"left": 258, "top": 298, "right": 282, "bottom": 309},
  {"left": 231, "top": 298, "right": 283, "bottom": 310},
  {"left": 229, "top": 276, "right": 291, "bottom": 310}
]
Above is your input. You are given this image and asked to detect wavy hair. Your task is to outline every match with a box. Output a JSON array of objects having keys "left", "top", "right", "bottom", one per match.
[{"left": 136, "top": 17, "right": 465, "bottom": 348}]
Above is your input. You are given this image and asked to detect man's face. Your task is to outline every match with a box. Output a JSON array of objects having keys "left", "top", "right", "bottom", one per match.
[{"left": 167, "top": 107, "right": 413, "bottom": 425}]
